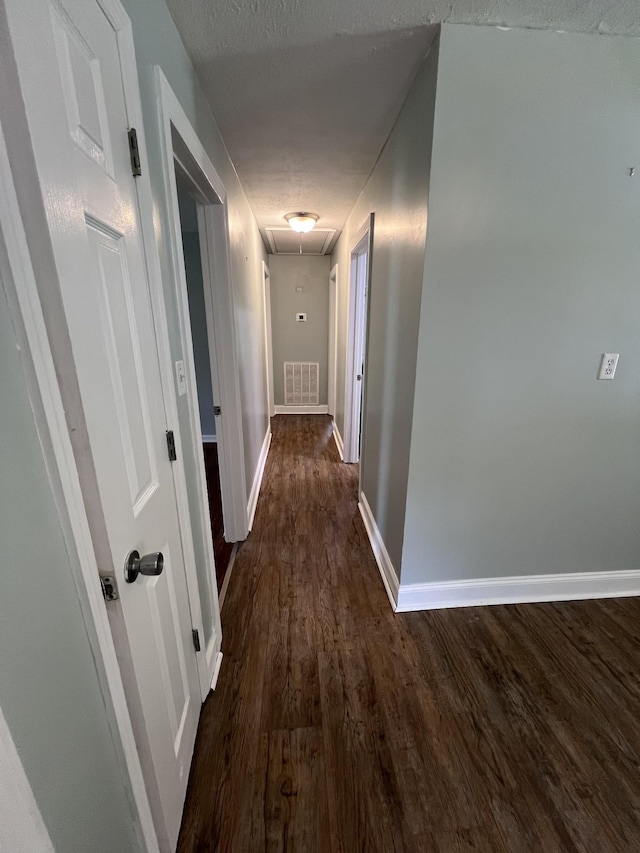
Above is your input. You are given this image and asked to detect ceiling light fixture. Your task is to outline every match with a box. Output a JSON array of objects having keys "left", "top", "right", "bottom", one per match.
[{"left": 285, "top": 212, "right": 319, "bottom": 233}]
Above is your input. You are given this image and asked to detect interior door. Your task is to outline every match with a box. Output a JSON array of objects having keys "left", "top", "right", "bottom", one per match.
[
  {"left": 5, "top": 0, "right": 202, "bottom": 848},
  {"left": 352, "top": 247, "right": 369, "bottom": 461}
]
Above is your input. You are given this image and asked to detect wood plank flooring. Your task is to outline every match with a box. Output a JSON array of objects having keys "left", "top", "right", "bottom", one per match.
[{"left": 177, "top": 415, "right": 640, "bottom": 852}]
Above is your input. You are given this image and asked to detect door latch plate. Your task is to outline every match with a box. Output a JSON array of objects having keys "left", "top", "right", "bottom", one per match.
[{"left": 100, "top": 575, "right": 119, "bottom": 601}]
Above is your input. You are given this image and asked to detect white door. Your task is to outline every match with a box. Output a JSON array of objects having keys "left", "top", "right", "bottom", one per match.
[{"left": 5, "top": 0, "right": 202, "bottom": 848}]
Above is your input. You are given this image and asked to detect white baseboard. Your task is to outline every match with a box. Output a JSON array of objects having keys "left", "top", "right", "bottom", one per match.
[
  {"left": 332, "top": 420, "right": 344, "bottom": 460},
  {"left": 201, "top": 434, "right": 217, "bottom": 443},
  {"left": 247, "top": 428, "right": 271, "bottom": 531},
  {"left": 358, "top": 492, "right": 399, "bottom": 610},
  {"left": 396, "top": 569, "right": 640, "bottom": 612},
  {"left": 274, "top": 404, "right": 329, "bottom": 415},
  {"left": 210, "top": 652, "right": 223, "bottom": 691}
]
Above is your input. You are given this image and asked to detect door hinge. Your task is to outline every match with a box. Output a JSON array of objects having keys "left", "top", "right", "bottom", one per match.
[
  {"left": 128, "top": 128, "right": 142, "bottom": 177},
  {"left": 100, "top": 575, "right": 119, "bottom": 602},
  {"left": 166, "top": 430, "right": 177, "bottom": 462},
  {"left": 192, "top": 629, "right": 201, "bottom": 653},
  {"left": 213, "top": 405, "right": 221, "bottom": 417}
]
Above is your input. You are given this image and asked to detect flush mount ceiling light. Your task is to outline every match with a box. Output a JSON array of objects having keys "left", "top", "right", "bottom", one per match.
[{"left": 285, "top": 212, "right": 319, "bottom": 233}]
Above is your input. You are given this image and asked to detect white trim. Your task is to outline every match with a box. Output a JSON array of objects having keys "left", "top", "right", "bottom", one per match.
[
  {"left": 156, "top": 67, "right": 258, "bottom": 695},
  {"left": 202, "top": 434, "right": 218, "bottom": 443},
  {"left": 210, "top": 652, "right": 224, "bottom": 691},
  {"left": 328, "top": 264, "right": 338, "bottom": 417},
  {"left": 0, "top": 105, "right": 159, "bottom": 852},
  {"left": 0, "top": 706, "right": 55, "bottom": 853},
  {"left": 358, "top": 492, "right": 399, "bottom": 611},
  {"left": 274, "top": 405, "right": 329, "bottom": 415},
  {"left": 396, "top": 570, "right": 640, "bottom": 613},
  {"left": 156, "top": 66, "right": 248, "bottom": 552},
  {"left": 247, "top": 428, "right": 272, "bottom": 531},
  {"left": 332, "top": 420, "right": 345, "bottom": 461},
  {"left": 262, "top": 261, "right": 275, "bottom": 417},
  {"left": 343, "top": 215, "right": 373, "bottom": 465}
]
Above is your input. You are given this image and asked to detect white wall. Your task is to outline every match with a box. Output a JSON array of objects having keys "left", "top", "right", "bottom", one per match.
[
  {"left": 269, "top": 254, "right": 330, "bottom": 405},
  {"left": 331, "top": 37, "right": 440, "bottom": 570},
  {"left": 402, "top": 25, "right": 640, "bottom": 586}
]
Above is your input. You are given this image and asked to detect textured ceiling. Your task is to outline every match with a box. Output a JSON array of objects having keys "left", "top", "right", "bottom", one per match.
[{"left": 165, "top": 0, "right": 640, "bottom": 249}]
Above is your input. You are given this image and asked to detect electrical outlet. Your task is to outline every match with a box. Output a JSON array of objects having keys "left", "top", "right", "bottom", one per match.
[
  {"left": 175, "top": 360, "right": 187, "bottom": 395},
  {"left": 598, "top": 353, "right": 619, "bottom": 380}
]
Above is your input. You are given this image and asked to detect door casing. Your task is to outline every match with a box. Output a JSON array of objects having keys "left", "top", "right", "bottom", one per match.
[
  {"left": 155, "top": 67, "right": 250, "bottom": 693},
  {"left": 344, "top": 215, "right": 374, "bottom": 466},
  {"left": 156, "top": 68, "right": 248, "bottom": 545}
]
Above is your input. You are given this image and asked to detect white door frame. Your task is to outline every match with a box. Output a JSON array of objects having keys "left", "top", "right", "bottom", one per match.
[
  {"left": 343, "top": 215, "right": 374, "bottom": 464},
  {"left": 262, "top": 261, "right": 275, "bottom": 417},
  {"left": 156, "top": 69, "right": 248, "bottom": 551},
  {"left": 328, "top": 264, "right": 338, "bottom": 417},
  {"left": 0, "top": 95, "right": 159, "bottom": 853}
]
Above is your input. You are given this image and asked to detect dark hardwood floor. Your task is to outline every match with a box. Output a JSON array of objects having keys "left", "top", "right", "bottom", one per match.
[
  {"left": 178, "top": 415, "right": 640, "bottom": 852},
  {"left": 202, "top": 441, "right": 234, "bottom": 591}
]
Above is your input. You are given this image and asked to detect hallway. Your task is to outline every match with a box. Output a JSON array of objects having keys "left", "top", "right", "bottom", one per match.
[{"left": 177, "top": 416, "right": 640, "bottom": 852}]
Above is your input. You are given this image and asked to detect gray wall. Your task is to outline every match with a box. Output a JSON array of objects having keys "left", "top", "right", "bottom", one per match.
[
  {"left": 269, "top": 254, "right": 330, "bottom": 405},
  {"left": 331, "top": 38, "right": 439, "bottom": 571},
  {"left": 0, "top": 282, "right": 142, "bottom": 853},
  {"left": 402, "top": 25, "right": 640, "bottom": 584}
]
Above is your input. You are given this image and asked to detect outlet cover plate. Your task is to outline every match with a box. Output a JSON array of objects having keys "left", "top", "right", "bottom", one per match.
[{"left": 598, "top": 353, "right": 619, "bottom": 380}]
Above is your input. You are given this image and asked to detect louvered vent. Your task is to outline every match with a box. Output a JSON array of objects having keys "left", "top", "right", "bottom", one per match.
[
  {"left": 265, "top": 228, "right": 336, "bottom": 255},
  {"left": 284, "top": 362, "right": 319, "bottom": 406}
]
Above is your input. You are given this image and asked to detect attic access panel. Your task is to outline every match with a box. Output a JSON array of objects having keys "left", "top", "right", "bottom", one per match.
[{"left": 265, "top": 227, "right": 336, "bottom": 255}]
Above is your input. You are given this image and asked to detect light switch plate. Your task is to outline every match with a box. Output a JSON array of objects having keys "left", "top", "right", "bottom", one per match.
[
  {"left": 598, "top": 353, "right": 619, "bottom": 380},
  {"left": 296, "top": 313, "right": 307, "bottom": 322},
  {"left": 175, "top": 360, "right": 187, "bottom": 395}
]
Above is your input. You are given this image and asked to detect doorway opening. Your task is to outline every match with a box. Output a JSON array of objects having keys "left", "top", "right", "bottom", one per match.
[
  {"left": 175, "top": 181, "right": 234, "bottom": 591},
  {"left": 156, "top": 67, "right": 250, "bottom": 701},
  {"left": 328, "top": 264, "right": 338, "bottom": 417},
  {"left": 344, "top": 215, "right": 374, "bottom": 465}
]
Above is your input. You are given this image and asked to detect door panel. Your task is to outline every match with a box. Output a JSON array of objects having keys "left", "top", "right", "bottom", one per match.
[
  {"left": 5, "top": 0, "right": 202, "bottom": 847},
  {"left": 85, "top": 219, "right": 159, "bottom": 508}
]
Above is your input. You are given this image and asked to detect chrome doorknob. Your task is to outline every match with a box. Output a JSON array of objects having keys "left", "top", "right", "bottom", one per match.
[{"left": 124, "top": 550, "right": 164, "bottom": 583}]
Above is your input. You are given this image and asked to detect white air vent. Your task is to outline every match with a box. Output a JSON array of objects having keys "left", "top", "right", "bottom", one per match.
[
  {"left": 284, "top": 362, "right": 319, "bottom": 405},
  {"left": 265, "top": 228, "right": 336, "bottom": 255}
]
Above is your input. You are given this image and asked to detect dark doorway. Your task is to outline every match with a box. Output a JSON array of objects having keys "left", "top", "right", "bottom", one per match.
[{"left": 176, "top": 178, "right": 233, "bottom": 590}]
